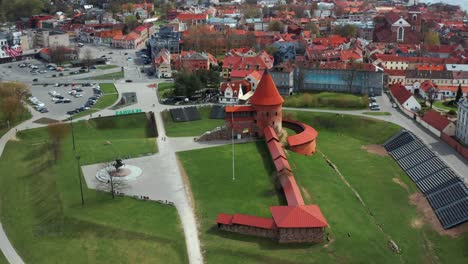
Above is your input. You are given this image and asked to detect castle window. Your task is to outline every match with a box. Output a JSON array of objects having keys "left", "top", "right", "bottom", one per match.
[
  {"left": 275, "top": 112, "right": 278, "bottom": 116},
  {"left": 266, "top": 112, "right": 269, "bottom": 116},
  {"left": 397, "top": 27, "right": 404, "bottom": 42}
]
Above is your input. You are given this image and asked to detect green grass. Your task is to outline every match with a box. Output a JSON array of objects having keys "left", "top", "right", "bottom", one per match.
[
  {"left": 0, "top": 99, "right": 31, "bottom": 137},
  {"left": 72, "top": 84, "right": 119, "bottom": 119},
  {"left": 157, "top": 82, "right": 175, "bottom": 100},
  {"left": 96, "top": 65, "right": 119, "bottom": 70},
  {"left": 0, "top": 114, "right": 188, "bottom": 263},
  {"left": 362, "top": 111, "right": 392, "bottom": 116},
  {"left": 178, "top": 111, "right": 467, "bottom": 263},
  {"left": 99, "top": 83, "right": 118, "bottom": 94},
  {"left": 284, "top": 92, "right": 368, "bottom": 109},
  {"left": 0, "top": 251, "right": 7, "bottom": 264},
  {"left": 433, "top": 100, "right": 458, "bottom": 112},
  {"left": 82, "top": 71, "right": 124, "bottom": 80},
  {"left": 161, "top": 106, "right": 224, "bottom": 137}
]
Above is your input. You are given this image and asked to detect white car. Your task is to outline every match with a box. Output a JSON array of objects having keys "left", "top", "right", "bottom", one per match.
[
  {"left": 48, "top": 90, "right": 59, "bottom": 96},
  {"left": 51, "top": 97, "right": 60, "bottom": 102},
  {"left": 68, "top": 90, "right": 77, "bottom": 95},
  {"left": 36, "top": 102, "right": 45, "bottom": 107},
  {"left": 39, "top": 70, "right": 47, "bottom": 74},
  {"left": 74, "top": 93, "right": 83, "bottom": 98}
]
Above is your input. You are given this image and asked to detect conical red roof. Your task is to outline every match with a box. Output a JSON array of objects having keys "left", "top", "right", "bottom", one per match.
[{"left": 250, "top": 70, "right": 284, "bottom": 106}]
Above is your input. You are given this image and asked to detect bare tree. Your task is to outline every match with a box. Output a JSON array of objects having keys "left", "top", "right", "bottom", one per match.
[
  {"left": 48, "top": 46, "right": 69, "bottom": 66},
  {"left": 82, "top": 49, "right": 94, "bottom": 72},
  {"left": 97, "top": 161, "right": 128, "bottom": 199},
  {"left": 427, "top": 87, "right": 439, "bottom": 109},
  {"left": 342, "top": 59, "right": 363, "bottom": 93},
  {"left": 47, "top": 122, "right": 70, "bottom": 163},
  {"left": 0, "top": 81, "right": 30, "bottom": 123}
]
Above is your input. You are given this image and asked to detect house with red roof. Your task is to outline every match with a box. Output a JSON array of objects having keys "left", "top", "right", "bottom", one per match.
[
  {"left": 175, "top": 13, "right": 208, "bottom": 25},
  {"left": 222, "top": 48, "right": 274, "bottom": 79},
  {"left": 154, "top": 49, "right": 171, "bottom": 78},
  {"left": 219, "top": 80, "right": 251, "bottom": 104},
  {"left": 419, "top": 110, "right": 456, "bottom": 137},
  {"left": 390, "top": 83, "right": 421, "bottom": 111},
  {"left": 374, "top": 8, "right": 423, "bottom": 44}
]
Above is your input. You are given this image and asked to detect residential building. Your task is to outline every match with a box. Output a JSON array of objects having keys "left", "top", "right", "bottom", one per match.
[
  {"left": 148, "top": 27, "right": 181, "bottom": 55},
  {"left": 154, "top": 49, "right": 172, "bottom": 78},
  {"left": 456, "top": 98, "right": 468, "bottom": 145},
  {"left": 223, "top": 48, "right": 274, "bottom": 79},
  {"left": 30, "top": 29, "right": 69, "bottom": 48},
  {"left": 373, "top": 9, "right": 423, "bottom": 44},
  {"left": 219, "top": 79, "right": 251, "bottom": 104},
  {"left": 174, "top": 51, "right": 218, "bottom": 72},
  {"left": 270, "top": 64, "right": 294, "bottom": 95},
  {"left": 390, "top": 83, "right": 421, "bottom": 111},
  {"left": 420, "top": 110, "right": 456, "bottom": 137}
]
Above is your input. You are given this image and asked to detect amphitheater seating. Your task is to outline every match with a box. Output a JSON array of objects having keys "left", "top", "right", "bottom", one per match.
[{"left": 384, "top": 130, "right": 468, "bottom": 229}]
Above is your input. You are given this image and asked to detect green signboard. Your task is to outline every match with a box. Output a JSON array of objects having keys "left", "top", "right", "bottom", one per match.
[{"left": 115, "top": 108, "right": 143, "bottom": 116}]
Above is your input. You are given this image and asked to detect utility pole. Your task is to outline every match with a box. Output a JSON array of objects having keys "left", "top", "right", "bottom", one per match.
[{"left": 76, "top": 156, "right": 85, "bottom": 206}]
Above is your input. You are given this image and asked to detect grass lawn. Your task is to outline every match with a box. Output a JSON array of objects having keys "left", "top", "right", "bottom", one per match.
[
  {"left": 434, "top": 100, "right": 458, "bottom": 112},
  {"left": 161, "top": 106, "right": 224, "bottom": 137},
  {"left": 99, "top": 83, "right": 118, "bottom": 94},
  {"left": 178, "top": 112, "right": 467, "bottom": 264},
  {"left": 157, "top": 82, "right": 174, "bottom": 100},
  {"left": 0, "top": 114, "right": 188, "bottom": 263},
  {"left": 0, "top": 251, "right": 7, "bottom": 264},
  {"left": 0, "top": 100, "right": 31, "bottom": 138},
  {"left": 284, "top": 92, "right": 368, "bottom": 110},
  {"left": 72, "top": 84, "right": 119, "bottom": 119},
  {"left": 96, "top": 65, "right": 119, "bottom": 70},
  {"left": 363, "top": 111, "right": 392, "bottom": 116},
  {"left": 83, "top": 71, "right": 124, "bottom": 80}
]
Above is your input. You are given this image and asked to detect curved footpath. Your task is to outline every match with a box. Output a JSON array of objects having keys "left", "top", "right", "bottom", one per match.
[{"left": 1, "top": 87, "right": 467, "bottom": 263}]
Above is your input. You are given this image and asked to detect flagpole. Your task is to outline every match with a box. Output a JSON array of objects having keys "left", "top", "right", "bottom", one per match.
[{"left": 231, "top": 111, "right": 235, "bottom": 181}]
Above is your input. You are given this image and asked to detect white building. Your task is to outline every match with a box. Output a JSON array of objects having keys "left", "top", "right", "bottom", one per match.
[{"left": 456, "top": 98, "right": 468, "bottom": 145}]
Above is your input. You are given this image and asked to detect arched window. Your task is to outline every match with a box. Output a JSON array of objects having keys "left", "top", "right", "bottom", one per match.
[{"left": 397, "top": 27, "right": 404, "bottom": 41}]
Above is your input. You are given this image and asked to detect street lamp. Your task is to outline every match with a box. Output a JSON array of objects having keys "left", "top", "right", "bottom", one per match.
[
  {"left": 76, "top": 155, "right": 85, "bottom": 206},
  {"left": 70, "top": 116, "right": 76, "bottom": 150}
]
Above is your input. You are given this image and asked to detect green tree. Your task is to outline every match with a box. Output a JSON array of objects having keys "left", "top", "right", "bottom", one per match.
[
  {"left": 265, "top": 45, "right": 279, "bottom": 57},
  {"left": 304, "top": 22, "right": 320, "bottom": 37},
  {"left": 334, "top": 24, "right": 358, "bottom": 38},
  {"left": 424, "top": 31, "right": 440, "bottom": 45},
  {"left": 125, "top": 15, "right": 139, "bottom": 31},
  {"left": 455, "top": 84, "right": 463, "bottom": 102},
  {"left": 269, "top": 20, "right": 284, "bottom": 32}
]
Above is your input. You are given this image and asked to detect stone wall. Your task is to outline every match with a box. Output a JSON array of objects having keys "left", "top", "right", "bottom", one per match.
[
  {"left": 218, "top": 224, "right": 278, "bottom": 239},
  {"left": 196, "top": 127, "right": 230, "bottom": 141},
  {"left": 278, "top": 227, "right": 324, "bottom": 243}
]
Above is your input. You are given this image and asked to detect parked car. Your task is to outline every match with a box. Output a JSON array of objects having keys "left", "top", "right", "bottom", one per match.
[
  {"left": 125, "top": 79, "right": 133, "bottom": 82},
  {"left": 55, "top": 95, "right": 64, "bottom": 99},
  {"left": 32, "top": 78, "right": 38, "bottom": 82},
  {"left": 67, "top": 110, "right": 77, "bottom": 115},
  {"left": 74, "top": 93, "right": 83, "bottom": 98},
  {"left": 55, "top": 99, "right": 64, "bottom": 104},
  {"left": 370, "top": 106, "right": 381, "bottom": 111},
  {"left": 392, "top": 103, "right": 397, "bottom": 108},
  {"left": 39, "top": 108, "right": 49, "bottom": 113},
  {"left": 63, "top": 99, "right": 71, "bottom": 103}
]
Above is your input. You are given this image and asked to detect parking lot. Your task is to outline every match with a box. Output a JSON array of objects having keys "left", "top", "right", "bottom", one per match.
[{"left": 29, "top": 83, "right": 103, "bottom": 120}]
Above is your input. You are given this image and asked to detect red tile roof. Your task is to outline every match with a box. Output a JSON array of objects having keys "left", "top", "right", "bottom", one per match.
[
  {"left": 230, "top": 69, "right": 254, "bottom": 79},
  {"left": 390, "top": 83, "right": 412, "bottom": 105},
  {"left": 267, "top": 140, "right": 287, "bottom": 161},
  {"left": 270, "top": 205, "right": 328, "bottom": 228},
  {"left": 176, "top": 13, "right": 208, "bottom": 21},
  {"left": 225, "top": 105, "right": 255, "bottom": 113},
  {"left": 385, "top": 70, "right": 406, "bottom": 76},
  {"left": 264, "top": 126, "right": 279, "bottom": 143},
  {"left": 279, "top": 173, "right": 304, "bottom": 206},
  {"left": 216, "top": 213, "right": 233, "bottom": 225},
  {"left": 421, "top": 110, "right": 451, "bottom": 132},
  {"left": 250, "top": 71, "right": 284, "bottom": 106},
  {"left": 274, "top": 157, "right": 291, "bottom": 172},
  {"left": 283, "top": 119, "right": 318, "bottom": 147},
  {"left": 232, "top": 214, "right": 277, "bottom": 229}
]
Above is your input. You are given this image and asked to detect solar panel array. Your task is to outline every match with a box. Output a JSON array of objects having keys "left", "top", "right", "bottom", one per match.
[
  {"left": 384, "top": 130, "right": 468, "bottom": 229},
  {"left": 170, "top": 107, "right": 201, "bottom": 122},
  {"left": 210, "top": 105, "right": 225, "bottom": 119}
]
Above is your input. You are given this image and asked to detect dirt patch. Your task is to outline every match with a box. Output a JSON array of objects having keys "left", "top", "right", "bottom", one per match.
[
  {"left": 411, "top": 217, "right": 424, "bottom": 229},
  {"left": 392, "top": 178, "right": 409, "bottom": 192},
  {"left": 9, "top": 134, "right": 20, "bottom": 141},
  {"left": 361, "top": 145, "right": 388, "bottom": 157},
  {"left": 409, "top": 193, "right": 468, "bottom": 237}
]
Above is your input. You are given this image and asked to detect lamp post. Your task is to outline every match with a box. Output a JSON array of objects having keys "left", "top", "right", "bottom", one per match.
[
  {"left": 70, "top": 116, "right": 76, "bottom": 150},
  {"left": 76, "top": 155, "right": 85, "bottom": 206},
  {"left": 231, "top": 112, "right": 235, "bottom": 181}
]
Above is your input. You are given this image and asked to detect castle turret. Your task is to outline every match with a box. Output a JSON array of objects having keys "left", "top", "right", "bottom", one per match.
[{"left": 250, "top": 70, "right": 284, "bottom": 137}]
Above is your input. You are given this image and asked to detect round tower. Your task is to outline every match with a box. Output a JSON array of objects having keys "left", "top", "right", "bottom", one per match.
[{"left": 250, "top": 70, "right": 284, "bottom": 137}]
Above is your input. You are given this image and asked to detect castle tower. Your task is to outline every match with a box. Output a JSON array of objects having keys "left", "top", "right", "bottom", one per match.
[{"left": 250, "top": 70, "right": 284, "bottom": 137}]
